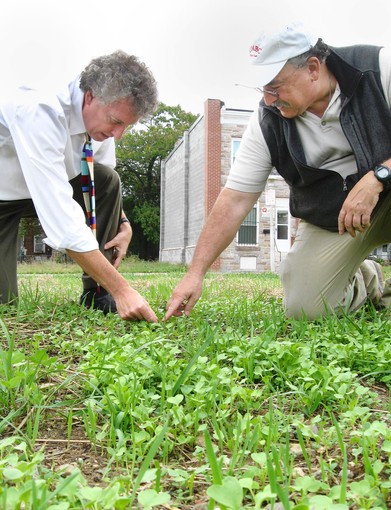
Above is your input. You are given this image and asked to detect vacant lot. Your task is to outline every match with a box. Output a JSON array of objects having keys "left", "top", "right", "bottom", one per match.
[{"left": 0, "top": 262, "right": 390, "bottom": 509}]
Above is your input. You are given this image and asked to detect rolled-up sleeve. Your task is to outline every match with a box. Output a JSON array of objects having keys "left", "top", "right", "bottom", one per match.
[{"left": 4, "top": 93, "right": 98, "bottom": 252}]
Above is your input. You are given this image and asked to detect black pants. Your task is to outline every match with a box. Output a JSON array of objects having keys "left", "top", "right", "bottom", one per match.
[{"left": 0, "top": 164, "right": 123, "bottom": 303}]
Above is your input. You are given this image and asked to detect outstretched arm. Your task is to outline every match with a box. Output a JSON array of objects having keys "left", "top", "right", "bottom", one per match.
[{"left": 165, "top": 188, "right": 260, "bottom": 320}]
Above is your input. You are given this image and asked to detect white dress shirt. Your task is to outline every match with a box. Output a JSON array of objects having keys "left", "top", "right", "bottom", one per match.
[{"left": 0, "top": 76, "right": 116, "bottom": 252}]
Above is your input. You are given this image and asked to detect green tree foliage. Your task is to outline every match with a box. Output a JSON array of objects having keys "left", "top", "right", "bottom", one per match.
[
  {"left": 18, "top": 218, "right": 41, "bottom": 238},
  {"left": 116, "top": 103, "right": 198, "bottom": 260}
]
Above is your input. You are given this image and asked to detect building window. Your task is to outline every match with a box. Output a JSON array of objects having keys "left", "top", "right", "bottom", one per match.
[
  {"left": 238, "top": 205, "right": 258, "bottom": 245},
  {"left": 240, "top": 256, "right": 257, "bottom": 270},
  {"left": 274, "top": 203, "right": 291, "bottom": 253},
  {"left": 34, "top": 235, "right": 46, "bottom": 254},
  {"left": 231, "top": 139, "right": 241, "bottom": 165},
  {"left": 371, "top": 244, "right": 391, "bottom": 261},
  {"left": 276, "top": 210, "right": 289, "bottom": 240}
]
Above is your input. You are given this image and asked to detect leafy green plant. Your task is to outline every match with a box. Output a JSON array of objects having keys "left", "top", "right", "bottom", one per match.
[{"left": 0, "top": 268, "right": 389, "bottom": 509}]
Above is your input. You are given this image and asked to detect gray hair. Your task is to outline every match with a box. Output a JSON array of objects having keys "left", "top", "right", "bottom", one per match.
[
  {"left": 79, "top": 50, "right": 158, "bottom": 119},
  {"left": 288, "top": 38, "right": 331, "bottom": 68}
]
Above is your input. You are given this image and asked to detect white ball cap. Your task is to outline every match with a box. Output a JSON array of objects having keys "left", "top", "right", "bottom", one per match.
[{"left": 249, "top": 21, "right": 318, "bottom": 86}]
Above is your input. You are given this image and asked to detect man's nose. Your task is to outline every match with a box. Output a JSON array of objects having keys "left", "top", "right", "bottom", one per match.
[
  {"left": 112, "top": 125, "right": 127, "bottom": 140},
  {"left": 263, "top": 92, "right": 278, "bottom": 106}
]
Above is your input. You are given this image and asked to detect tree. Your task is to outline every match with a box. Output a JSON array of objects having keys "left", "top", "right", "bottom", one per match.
[{"left": 116, "top": 103, "right": 198, "bottom": 260}]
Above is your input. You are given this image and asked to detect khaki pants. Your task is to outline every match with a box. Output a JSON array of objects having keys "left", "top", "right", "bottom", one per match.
[
  {"left": 0, "top": 164, "right": 123, "bottom": 303},
  {"left": 280, "top": 191, "right": 391, "bottom": 319}
]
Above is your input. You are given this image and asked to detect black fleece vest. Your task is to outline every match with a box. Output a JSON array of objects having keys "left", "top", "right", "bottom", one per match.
[{"left": 259, "top": 45, "right": 391, "bottom": 231}]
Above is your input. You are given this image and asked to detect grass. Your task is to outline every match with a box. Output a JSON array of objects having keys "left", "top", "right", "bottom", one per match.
[
  {"left": 0, "top": 260, "right": 390, "bottom": 509},
  {"left": 16, "top": 255, "right": 187, "bottom": 275}
]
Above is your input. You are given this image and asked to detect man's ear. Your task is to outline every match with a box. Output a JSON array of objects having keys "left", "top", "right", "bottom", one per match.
[
  {"left": 84, "top": 90, "right": 94, "bottom": 105},
  {"left": 307, "top": 57, "right": 321, "bottom": 81}
]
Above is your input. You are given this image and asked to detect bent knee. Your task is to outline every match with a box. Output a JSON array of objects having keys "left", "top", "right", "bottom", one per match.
[
  {"left": 280, "top": 257, "right": 336, "bottom": 320},
  {"left": 283, "top": 291, "right": 336, "bottom": 320},
  {"left": 94, "top": 163, "right": 121, "bottom": 188}
]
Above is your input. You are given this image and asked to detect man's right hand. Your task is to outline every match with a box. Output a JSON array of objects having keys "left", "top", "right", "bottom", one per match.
[
  {"left": 165, "top": 273, "right": 204, "bottom": 320},
  {"left": 67, "top": 248, "right": 158, "bottom": 322},
  {"left": 164, "top": 189, "right": 260, "bottom": 321},
  {"left": 116, "top": 287, "right": 158, "bottom": 322}
]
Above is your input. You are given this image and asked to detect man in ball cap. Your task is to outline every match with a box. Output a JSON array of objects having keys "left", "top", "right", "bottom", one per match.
[{"left": 166, "top": 21, "right": 391, "bottom": 320}]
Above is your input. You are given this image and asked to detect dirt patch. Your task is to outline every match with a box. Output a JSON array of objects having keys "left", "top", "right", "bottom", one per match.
[{"left": 33, "top": 418, "right": 109, "bottom": 485}]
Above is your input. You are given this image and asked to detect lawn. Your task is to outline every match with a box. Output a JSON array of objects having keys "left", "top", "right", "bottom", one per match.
[{"left": 0, "top": 260, "right": 390, "bottom": 509}]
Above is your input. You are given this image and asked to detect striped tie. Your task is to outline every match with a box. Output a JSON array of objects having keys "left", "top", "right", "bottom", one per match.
[
  {"left": 81, "top": 134, "right": 96, "bottom": 237},
  {"left": 81, "top": 134, "right": 100, "bottom": 294}
]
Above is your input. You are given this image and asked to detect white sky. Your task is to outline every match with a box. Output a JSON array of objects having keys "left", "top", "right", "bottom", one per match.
[{"left": 2, "top": 0, "right": 391, "bottom": 115}]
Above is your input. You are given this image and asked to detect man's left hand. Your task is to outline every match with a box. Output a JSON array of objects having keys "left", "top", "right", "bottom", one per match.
[
  {"left": 104, "top": 220, "right": 132, "bottom": 268},
  {"left": 338, "top": 171, "right": 383, "bottom": 237}
]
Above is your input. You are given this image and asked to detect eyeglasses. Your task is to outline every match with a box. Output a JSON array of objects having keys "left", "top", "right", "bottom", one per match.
[
  {"left": 235, "top": 83, "right": 279, "bottom": 98},
  {"left": 255, "top": 86, "right": 280, "bottom": 98},
  {"left": 236, "top": 65, "right": 304, "bottom": 100}
]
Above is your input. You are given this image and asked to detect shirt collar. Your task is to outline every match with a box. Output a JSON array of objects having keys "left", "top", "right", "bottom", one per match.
[{"left": 67, "top": 75, "right": 86, "bottom": 136}]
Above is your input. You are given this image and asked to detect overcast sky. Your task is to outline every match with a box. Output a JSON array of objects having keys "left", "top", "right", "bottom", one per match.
[{"left": 2, "top": 0, "right": 391, "bottom": 116}]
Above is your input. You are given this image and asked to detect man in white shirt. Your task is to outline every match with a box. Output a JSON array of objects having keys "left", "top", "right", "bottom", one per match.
[
  {"left": 0, "top": 50, "right": 158, "bottom": 322},
  {"left": 166, "top": 21, "right": 391, "bottom": 321}
]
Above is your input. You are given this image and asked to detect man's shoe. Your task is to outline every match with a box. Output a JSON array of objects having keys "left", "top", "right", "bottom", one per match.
[{"left": 79, "top": 287, "right": 117, "bottom": 314}]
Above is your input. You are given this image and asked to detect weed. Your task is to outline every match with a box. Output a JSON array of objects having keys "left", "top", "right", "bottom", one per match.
[{"left": 0, "top": 264, "right": 389, "bottom": 508}]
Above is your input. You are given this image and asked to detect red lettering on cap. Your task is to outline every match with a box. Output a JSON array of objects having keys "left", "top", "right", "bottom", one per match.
[{"left": 249, "top": 44, "right": 262, "bottom": 58}]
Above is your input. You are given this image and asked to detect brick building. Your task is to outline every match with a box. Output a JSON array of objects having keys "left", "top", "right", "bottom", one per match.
[
  {"left": 159, "top": 99, "right": 298, "bottom": 273},
  {"left": 18, "top": 222, "right": 53, "bottom": 262}
]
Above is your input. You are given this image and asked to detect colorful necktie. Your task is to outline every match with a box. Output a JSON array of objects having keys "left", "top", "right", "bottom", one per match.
[
  {"left": 81, "top": 134, "right": 96, "bottom": 237},
  {"left": 81, "top": 134, "right": 100, "bottom": 294}
]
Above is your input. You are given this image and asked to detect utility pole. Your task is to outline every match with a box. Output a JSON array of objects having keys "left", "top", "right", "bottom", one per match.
[{"left": 265, "top": 189, "right": 276, "bottom": 273}]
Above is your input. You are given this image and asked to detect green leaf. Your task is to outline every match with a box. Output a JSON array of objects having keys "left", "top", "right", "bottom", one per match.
[
  {"left": 55, "top": 470, "right": 84, "bottom": 499},
  {"left": 253, "top": 485, "right": 277, "bottom": 506},
  {"left": 207, "top": 477, "right": 243, "bottom": 510},
  {"left": 307, "top": 495, "right": 347, "bottom": 509},
  {"left": 167, "top": 394, "right": 184, "bottom": 405},
  {"left": 239, "top": 477, "right": 258, "bottom": 489},
  {"left": 372, "top": 459, "right": 384, "bottom": 475},
  {"left": 251, "top": 452, "right": 267, "bottom": 466},
  {"left": 172, "top": 332, "right": 214, "bottom": 396},
  {"left": 138, "top": 489, "right": 171, "bottom": 508},
  {"left": 101, "top": 482, "right": 122, "bottom": 509},
  {"left": 78, "top": 486, "right": 103, "bottom": 501},
  {"left": 204, "top": 430, "right": 222, "bottom": 485},
  {"left": 3, "top": 467, "right": 24, "bottom": 480},
  {"left": 128, "top": 422, "right": 169, "bottom": 507},
  {"left": 381, "top": 439, "right": 391, "bottom": 453},
  {"left": 349, "top": 479, "right": 371, "bottom": 496},
  {"left": 294, "top": 475, "right": 322, "bottom": 493},
  {"left": 0, "top": 487, "right": 21, "bottom": 508},
  {"left": 0, "top": 437, "right": 17, "bottom": 449},
  {"left": 134, "top": 430, "right": 150, "bottom": 444}
]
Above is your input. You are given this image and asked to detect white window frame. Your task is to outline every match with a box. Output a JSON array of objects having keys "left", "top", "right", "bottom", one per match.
[
  {"left": 33, "top": 234, "right": 46, "bottom": 254},
  {"left": 232, "top": 138, "right": 259, "bottom": 246},
  {"left": 274, "top": 203, "right": 290, "bottom": 253},
  {"left": 231, "top": 138, "right": 241, "bottom": 165},
  {"left": 237, "top": 203, "right": 259, "bottom": 246}
]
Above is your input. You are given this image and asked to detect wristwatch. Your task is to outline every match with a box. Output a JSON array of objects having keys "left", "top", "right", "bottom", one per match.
[{"left": 374, "top": 164, "right": 391, "bottom": 189}]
